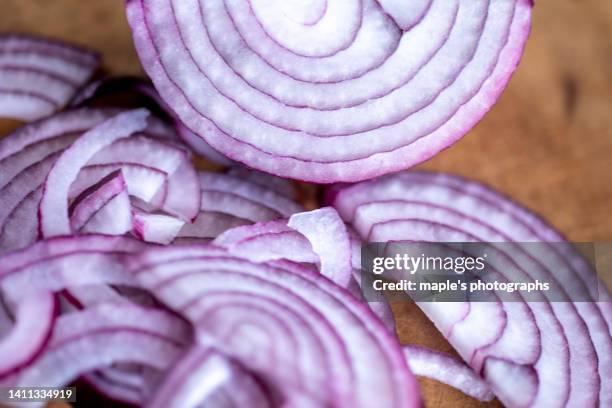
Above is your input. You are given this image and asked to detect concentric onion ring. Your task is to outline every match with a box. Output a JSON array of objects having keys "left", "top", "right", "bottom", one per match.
[
  {"left": 0, "top": 34, "right": 99, "bottom": 121},
  {"left": 213, "top": 208, "right": 399, "bottom": 334},
  {"left": 0, "top": 109, "right": 202, "bottom": 251},
  {"left": 329, "top": 171, "right": 612, "bottom": 407},
  {"left": 126, "top": 0, "right": 533, "bottom": 182},
  {"left": 0, "top": 232, "right": 418, "bottom": 406},
  {"left": 129, "top": 244, "right": 420, "bottom": 407}
]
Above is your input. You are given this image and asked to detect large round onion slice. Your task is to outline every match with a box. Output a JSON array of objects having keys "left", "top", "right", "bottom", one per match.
[
  {"left": 129, "top": 245, "right": 420, "bottom": 407},
  {"left": 126, "top": 0, "right": 533, "bottom": 182},
  {"left": 0, "top": 34, "right": 100, "bottom": 121},
  {"left": 329, "top": 171, "right": 612, "bottom": 407},
  {"left": 0, "top": 235, "right": 419, "bottom": 406}
]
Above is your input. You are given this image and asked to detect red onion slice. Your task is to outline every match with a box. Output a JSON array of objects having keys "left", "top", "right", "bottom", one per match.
[
  {"left": 0, "top": 188, "right": 43, "bottom": 252},
  {"left": 0, "top": 135, "right": 78, "bottom": 190},
  {"left": 175, "top": 171, "right": 302, "bottom": 241},
  {"left": 248, "top": 0, "right": 361, "bottom": 58},
  {"left": 0, "top": 291, "right": 56, "bottom": 379},
  {"left": 215, "top": 208, "right": 352, "bottom": 288},
  {"left": 80, "top": 192, "right": 133, "bottom": 236},
  {"left": 0, "top": 106, "right": 205, "bottom": 251},
  {"left": 0, "top": 108, "right": 118, "bottom": 163},
  {"left": 69, "top": 170, "right": 131, "bottom": 234},
  {"left": 177, "top": 212, "right": 251, "bottom": 240},
  {"left": 377, "top": 0, "right": 432, "bottom": 30},
  {"left": 0, "top": 235, "right": 147, "bottom": 298},
  {"left": 176, "top": 122, "right": 233, "bottom": 166},
  {"left": 201, "top": 190, "right": 281, "bottom": 223},
  {"left": 287, "top": 208, "right": 352, "bottom": 287},
  {"left": 131, "top": 245, "right": 420, "bottom": 407},
  {"left": 329, "top": 171, "right": 612, "bottom": 407},
  {"left": 39, "top": 109, "right": 150, "bottom": 238},
  {"left": 147, "top": 346, "right": 269, "bottom": 408},
  {"left": 70, "top": 164, "right": 167, "bottom": 204},
  {"left": 4, "top": 304, "right": 189, "bottom": 391},
  {"left": 215, "top": 214, "right": 396, "bottom": 330},
  {"left": 199, "top": 171, "right": 302, "bottom": 217},
  {"left": 126, "top": 0, "right": 532, "bottom": 182},
  {"left": 153, "top": 159, "right": 200, "bottom": 221},
  {"left": 133, "top": 210, "right": 186, "bottom": 245},
  {"left": 226, "top": 167, "right": 296, "bottom": 199},
  {"left": 0, "top": 34, "right": 100, "bottom": 121},
  {"left": 404, "top": 345, "right": 494, "bottom": 402}
]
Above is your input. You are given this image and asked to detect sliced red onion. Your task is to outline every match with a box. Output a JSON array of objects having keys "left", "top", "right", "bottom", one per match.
[
  {"left": 201, "top": 190, "right": 281, "bottom": 223},
  {"left": 215, "top": 212, "right": 395, "bottom": 329},
  {"left": 212, "top": 219, "right": 313, "bottom": 261},
  {"left": 126, "top": 0, "right": 532, "bottom": 182},
  {"left": 0, "top": 235, "right": 147, "bottom": 296},
  {"left": 61, "top": 285, "right": 131, "bottom": 310},
  {"left": 329, "top": 171, "right": 612, "bottom": 407},
  {"left": 175, "top": 171, "right": 302, "bottom": 241},
  {"left": 226, "top": 167, "right": 297, "bottom": 200},
  {"left": 95, "top": 363, "right": 156, "bottom": 391},
  {"left": 176, "top": 122, "right": 233, "bottom": 166},
  {"left": 0, "top": 188, "right": 42, "bottom": 253},
  {"left": 39, "top": 109, "right": 149, "bottom": 237},
  {"left": 3, "top": 303, "right": 189, "bottom": 394},
  {"left": 177, "top": 211, "right": 251, "bottom": 240},
  {"left": 377, "top": 0, "right": 432, "bottom": 30},
  {"left": 152, "top": 159, "right": 200, "bottom": 221},
  {"left": 0, "top": 135, "right": 78, "bottom": 190},
  {"left": 199, "top": 171, "right": 302, "bottom": 219},
  {"left": 147, "top": 346, "right": 265, "bottom": 408},
  {"left": 0, "top": 108, "right": 118, "bottom": 164},
  {"left": 347, "top": 228, "right": 397, "bottom": 335},
  {"left": 133, "top": 209, "right": 186, "bottom": 245},
  {"left": 72, "top": 164, "right": 167, "bottom": 203},
  {"left": 65, "top": 73, "right": 235, "bottom": 168},
  {"left": 69, "top": 170, "right": 132, "bottom": 235},
  {"left": 0, "top": 291, "right": 56, "bottom": 379},
  {"left": 0, "top": 106, "right": 196, "bottom": 228},
  {"left": 130, "top": 245, "right": 420, "bottom": 407},
  {"left": 84, "top": 132, "right": 201, "bottom": 221},
  {"left": 81, "top": 192, "right": 133, "bottom": 236},
  {"left": 215, "top": 209, "right": 353, "bottom": 287},
  {"left": 0, "top": 154, "right": 61, "bottom": 235},
  {"left": 403, "top": 345, "right": 494, "bottom": 402},
  {"left": 288, "top": 208, "right": 352, "bottom": 287},
  {"left": 0, "top": 34, "right": 100, "bottom": 121},
  {"left": 0, "top": 106, "right": 204, "bottom": 251}
]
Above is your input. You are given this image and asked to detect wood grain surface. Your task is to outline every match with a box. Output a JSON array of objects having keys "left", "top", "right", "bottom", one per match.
[{"left": 1, "top": 1, "right": 611, "bottom": 407}]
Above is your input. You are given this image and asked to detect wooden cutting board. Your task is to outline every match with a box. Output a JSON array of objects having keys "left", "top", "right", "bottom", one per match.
[{"left": 2, "top": 1, "right": 611, "bottom": 406}]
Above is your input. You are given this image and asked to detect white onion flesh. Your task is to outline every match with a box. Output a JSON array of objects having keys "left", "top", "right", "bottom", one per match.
[
  {"left": 126, "top": 0, "right": 533, "bottom": 182},
  {"left": 329, "top": 171, "right": 612, "bottom": 407},
  {"left": 0, "top": 35, "right": 100, "bottom": 121}
]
